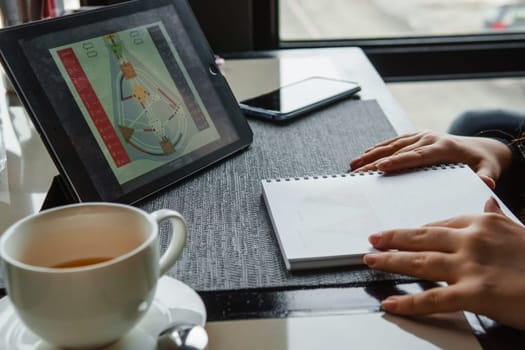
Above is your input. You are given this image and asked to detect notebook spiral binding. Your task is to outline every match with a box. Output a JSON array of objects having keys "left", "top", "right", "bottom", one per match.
[{"left": 264, "top": 163, "right": 465, "bottom": 183}]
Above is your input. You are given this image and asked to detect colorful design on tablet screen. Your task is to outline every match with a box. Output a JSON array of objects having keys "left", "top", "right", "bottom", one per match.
[{"left": 50, "top": 23, "right": 220, "bottom": 184}]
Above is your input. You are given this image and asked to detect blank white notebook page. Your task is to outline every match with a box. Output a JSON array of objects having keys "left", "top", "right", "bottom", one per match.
[{"left": 261, "top": 165, "right": 520, "bottom": 267}]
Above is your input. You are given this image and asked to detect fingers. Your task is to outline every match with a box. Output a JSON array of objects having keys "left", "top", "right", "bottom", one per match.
[
  {"left": 380, "top": 285, "right": 467, "bottom": 316},
  {"left": 351, "top": 131, "right": 445, "bottom": 172},
  {"left": 353, "top": 144, "right": 445, "bottom": 173},
  {"left": 363, "top": 251, "right": 456, "bottom": 282},
  {"left": 369, "top": 227, "right": 460, "bottom": 253},
  {"left": 350, "top": 133, "right": 422, "bottom": 171},
  {"left": 373, "top": 145, "right": 442, "bottom": 171},
  {"left": 478, "top": 174, "right": 496, "bottom": 190}
]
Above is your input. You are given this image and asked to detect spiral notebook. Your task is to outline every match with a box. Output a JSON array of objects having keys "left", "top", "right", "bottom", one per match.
[{"left": 261, "top": 164, "right": 522, "bottom": 271}]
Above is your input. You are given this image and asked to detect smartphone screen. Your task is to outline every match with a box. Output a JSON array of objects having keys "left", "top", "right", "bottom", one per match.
[{"left": 240, "top": 77, "right": 360, "bottom": 117}]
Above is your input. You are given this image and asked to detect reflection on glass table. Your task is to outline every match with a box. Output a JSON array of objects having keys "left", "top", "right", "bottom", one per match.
[{"left": 0, "top": 80, "right": 58, "bottom": 233}]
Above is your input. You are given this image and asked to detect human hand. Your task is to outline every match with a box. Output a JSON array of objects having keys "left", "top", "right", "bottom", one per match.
[
  {"left": 363, "top": 197, "right": 525, "bottom": 330},
  {"left": 350, "top": 130, "right": 512, "bottom": 189}
]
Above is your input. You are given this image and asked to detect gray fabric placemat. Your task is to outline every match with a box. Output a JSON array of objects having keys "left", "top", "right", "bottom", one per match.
[{"left": 139, "top": 99, "right": 415, "bottom": 291}]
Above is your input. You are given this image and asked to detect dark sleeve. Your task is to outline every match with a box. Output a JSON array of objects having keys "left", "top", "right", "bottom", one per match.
[
  {"left": 508, "top": 142, "right": 525, "bottom": 171},
  {"left": 503, "top": 142, "right": 525, "bottom": 218}
]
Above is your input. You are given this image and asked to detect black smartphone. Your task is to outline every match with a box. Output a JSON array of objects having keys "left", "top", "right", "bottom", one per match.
[{"left": 239, "top": 76, "right": 361, "bottom": 121}]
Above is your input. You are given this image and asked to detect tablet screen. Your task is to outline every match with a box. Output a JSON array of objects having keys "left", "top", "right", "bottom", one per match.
[
  {"left": 1, "top": 1, "right": 252, "bottom": 203},
  {"left": 48, "top": 22, "right": 223, "bottom": 185}
]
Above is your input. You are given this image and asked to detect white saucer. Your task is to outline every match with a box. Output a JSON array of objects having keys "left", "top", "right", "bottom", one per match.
[{"left": 0, "top": 276, "right": 206, "bottom": 350}]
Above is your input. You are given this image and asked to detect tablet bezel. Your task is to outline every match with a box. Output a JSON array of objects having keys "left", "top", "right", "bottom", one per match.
[{"left": 0, "top": 0, "right": 252, "bottom": 204}]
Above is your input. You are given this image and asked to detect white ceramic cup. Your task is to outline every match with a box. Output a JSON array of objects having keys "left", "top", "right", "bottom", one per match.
[{"left": 0, "top": 202, "right": 187, "bottom": 349}]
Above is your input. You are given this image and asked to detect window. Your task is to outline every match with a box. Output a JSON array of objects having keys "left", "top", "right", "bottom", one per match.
[{"left": 279, "top": 0, "right": 525, "bottom": 40}]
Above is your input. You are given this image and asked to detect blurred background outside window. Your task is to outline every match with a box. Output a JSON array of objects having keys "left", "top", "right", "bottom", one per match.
[{"left": 280, "top": 0, "right": 525, "bottom": 39}]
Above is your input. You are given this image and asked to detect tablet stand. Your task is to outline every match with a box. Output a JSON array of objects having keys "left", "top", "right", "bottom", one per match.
[{"left": 41, "top": 175, "right": 78, "bottom": 210}]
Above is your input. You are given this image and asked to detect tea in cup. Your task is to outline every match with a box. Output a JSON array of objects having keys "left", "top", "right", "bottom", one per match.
[{"left": 0, "top": 202, "right": 187, "bottom": 349}]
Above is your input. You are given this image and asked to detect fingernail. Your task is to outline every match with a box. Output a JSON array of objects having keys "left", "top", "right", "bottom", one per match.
[
  {"left": 381, "top": 297, "right": 399, "bottom": 312},
  {"left": 363, "top": 254, "right": 378, "bottom": 266},
  {"left": 368, "top": 233, "right": 382, "bottom": 247}
]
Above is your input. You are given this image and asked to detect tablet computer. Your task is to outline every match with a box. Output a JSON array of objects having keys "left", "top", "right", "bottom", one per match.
[{"left": 0, "top": 0, "right": 252, "bottom": 204}]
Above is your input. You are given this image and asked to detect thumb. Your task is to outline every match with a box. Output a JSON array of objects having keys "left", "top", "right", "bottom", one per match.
[
  {"left": 484, "top": 197, "right": 503, "bottom": 214},
  {"left": 478, "top": 174, "right": 496, "bottom": 190}
]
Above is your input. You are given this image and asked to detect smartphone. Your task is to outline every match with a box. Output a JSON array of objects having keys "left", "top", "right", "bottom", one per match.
[{"left": 239, "top": 76, "right": 361, "bottom": 121}]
